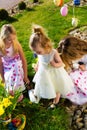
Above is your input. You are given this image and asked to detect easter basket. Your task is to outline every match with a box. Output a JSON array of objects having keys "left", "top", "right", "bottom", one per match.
[{"left": 8, "top": 114, "right": 26, "bottom": 130}]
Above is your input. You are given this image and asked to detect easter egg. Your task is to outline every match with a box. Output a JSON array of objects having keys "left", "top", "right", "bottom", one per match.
[
  {"left": 54, "top": 0, "right": 63, "bottom": 6},
  {"left": 60, "top": 5, "right": 68, "bottom": 16},
  {"left": 72, "top": 17, "right": 78, "bottom": 27},
  {"left": 74, "top": 0, "right": 80, "bottom": 5}
]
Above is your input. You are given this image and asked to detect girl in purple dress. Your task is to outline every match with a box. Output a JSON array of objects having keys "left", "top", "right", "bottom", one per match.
[{"left": 0, "top": 24, "right": 29, "bottom": 96}]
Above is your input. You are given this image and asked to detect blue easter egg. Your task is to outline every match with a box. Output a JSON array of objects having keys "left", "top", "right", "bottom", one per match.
[{"left": 74, "top": 0, "right": 80, "bottom": 5}]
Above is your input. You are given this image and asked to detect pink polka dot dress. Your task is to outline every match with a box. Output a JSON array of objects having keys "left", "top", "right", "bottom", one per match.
[
  {"left": 66, "top": 55, "right": 87, "bottom": 105},
  {"left": 1, "top": 45, "right": 25, "bottom": 92}
]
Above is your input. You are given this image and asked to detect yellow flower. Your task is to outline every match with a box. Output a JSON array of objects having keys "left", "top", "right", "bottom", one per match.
[
  {"left": 0, "top": 83, "right": 5, "bottom": 88},
  {"left": 0, "top": 105, "right": 5, "bottom": 116},
  {"left": 8, "top": 95, "right": 14, "bottom": 99},
  {"left": 0, "top": 79, "right": 21, "bottom": 119},
  {"left": 0, "top": 78, "right": 5, "bottom": 87},
  {"left": 29, "top": 101, "right": 32, "bottom": 104},
  {"left": 2, "top": 98, "right": 12, "bottom": 108}
]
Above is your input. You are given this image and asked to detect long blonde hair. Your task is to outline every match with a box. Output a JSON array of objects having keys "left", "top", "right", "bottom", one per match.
[
  {"left": 29, "top": 24, "right": 52, "bottom": 52},
  {"left": 0, "top": 24, "right": 19, "bottom": 55},
  {"left": 57, "top": 36, "right": 87, "bottom": 70}
]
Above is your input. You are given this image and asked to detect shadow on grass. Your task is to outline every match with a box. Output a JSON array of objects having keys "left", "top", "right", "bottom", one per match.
[
  {"left": 6, "top": 16, "right": 18, "bottom": 22},
  {"left": 26, "top": 7, "right": 36, "bottom": 12},
  {"left": 0, "top": 16, "right": 18, "bottom": 28}
]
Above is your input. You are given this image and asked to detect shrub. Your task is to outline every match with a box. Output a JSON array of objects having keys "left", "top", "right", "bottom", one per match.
[
  {"left": 0, "top": 9, "right": 9, "bottom": 20},
  {"left": 33, "top": 0, "right": 38, "bottom": 3},
  {"left": 18, "top": 1, "right": 26, "bottom": 10}
]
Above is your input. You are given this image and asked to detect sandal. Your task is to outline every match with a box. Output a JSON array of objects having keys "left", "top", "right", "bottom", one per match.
[{"left": 48, "top": 103, "right": 58, "bottom": 110}]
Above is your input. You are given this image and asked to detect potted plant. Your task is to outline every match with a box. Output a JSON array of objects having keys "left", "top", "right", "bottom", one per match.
[{"left": 0, "top": 79, "right": 21, "bottom": 125}]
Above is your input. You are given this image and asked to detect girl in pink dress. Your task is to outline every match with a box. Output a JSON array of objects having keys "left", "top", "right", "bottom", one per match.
[
  {"left": 58, "top": 36, "right": 87, "bottom": 105},
  {"left": 0, "top": 24, "right": 29, "bottom": 95}
]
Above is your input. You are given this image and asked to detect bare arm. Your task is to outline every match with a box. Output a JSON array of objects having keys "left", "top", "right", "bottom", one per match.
[
  {"left": 18, "top": 43, "right": 30, "bottom": 84},
  {"left": 50, "top": 50, "right": 63, "bottom": 68},
  {"left": 79, "top": 55, "right": 87, "bottom": 71},
  {"left": 79, "top": 64, "right": 87, "bottom": 71},
  {"left": 0, "top": 56, "right": 4, "bottom": 82}
]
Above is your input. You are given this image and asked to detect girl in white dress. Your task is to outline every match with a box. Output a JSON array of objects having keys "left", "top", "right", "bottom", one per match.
[
  {"left": 0, "top": 24, "right": 29, "bottom": 97},
  {"left": 29, "top": 25, "right": 74, "bottom": 108},
  {"left": 58, "top": 36, "right": 87, "bottom": 105}
]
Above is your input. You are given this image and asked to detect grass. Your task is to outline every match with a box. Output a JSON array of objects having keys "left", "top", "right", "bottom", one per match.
[
  {"left": 13, "top": 0, "right": 87, "bottom": 76},
  {"left": 0, "top": 0, "right": 87, "bottom": 129},
  {"left": 15, "top": 99, "right": 70, "bottom": 130},
  {"left": 0, "top": 98, "right": 71, "bottom": 130}
]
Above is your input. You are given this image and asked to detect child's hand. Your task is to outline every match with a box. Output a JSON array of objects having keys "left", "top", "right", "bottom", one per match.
[
  {"left": 50, "top": 60, "right": 56, "bottom": 67},
  {"left": 24, "top": 77, "right": 30, "bottom": 84},
  {"left": 9, "top": 90, "right": 14, "bottom": 96},
  {"left": 32, "top": 63, "right": 38, "bottom": 72},
  {"left": 79, "top": 64, "right": 86, "bottom": 71}
]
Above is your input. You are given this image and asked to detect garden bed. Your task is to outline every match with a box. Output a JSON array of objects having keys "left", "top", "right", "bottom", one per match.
[{"left": 69, "top": 26, "right": 87, "bottom": 41}]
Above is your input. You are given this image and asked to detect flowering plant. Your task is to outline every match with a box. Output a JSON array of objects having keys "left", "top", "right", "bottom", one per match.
[{"left": 0, "top": 79, "right": 21, "bottom": 122}]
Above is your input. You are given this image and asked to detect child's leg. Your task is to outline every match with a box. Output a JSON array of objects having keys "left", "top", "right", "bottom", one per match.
[
  {"left": 53, "top": 92, "right": 60, "bottom": 104},
  {"left": 9, "top": 90, "right": 24, "bottom": 102},
  {"left": 48, "top": 92, "right": 60, "bottom": 109},
  {"left": 17, "top": 94, "right": 24, "bottom": 102},
  {"left": 0, "top": 57, "right": 4, "bottom": 82}
]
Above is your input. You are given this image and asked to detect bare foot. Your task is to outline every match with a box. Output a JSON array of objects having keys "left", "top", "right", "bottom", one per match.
[{"left": 17, "top": 94, "right": 24, "bottom": 102}]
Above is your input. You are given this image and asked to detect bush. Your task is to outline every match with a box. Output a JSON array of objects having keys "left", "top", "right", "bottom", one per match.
[
  {"left": 18, "top": 1, "right": 26, "bottom": 10},
  {"left": 33, "top": 0, "right": 38, "bottom": 3},
  {"left": 0, "top": 9, "right": 9, "bottom": 20}
]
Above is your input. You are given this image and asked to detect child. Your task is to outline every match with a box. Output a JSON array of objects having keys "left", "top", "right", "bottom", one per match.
[
  {"left": 0, "top": 24, "right": 30, "bottom": 96},
  {"left": 29, "top": 25, "right": 74, "bottom": 108},
  {"left": 58, "top": 36, "right": 87, "bottom": 105},
  {"left": 58, "top": 36, "right": 87, "bottom": 72}
]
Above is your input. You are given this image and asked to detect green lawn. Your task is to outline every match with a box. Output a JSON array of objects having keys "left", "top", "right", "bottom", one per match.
[
  {"left": 0, "top": 0, "right": 87, "bottom": 129},
  {"left": 14, "top": 0, "right": 87, "bottom": 76}
]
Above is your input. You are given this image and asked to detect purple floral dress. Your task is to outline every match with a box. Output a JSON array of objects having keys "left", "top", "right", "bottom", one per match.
[{"left": 0, "top": 45, "right": 25, "bottom": 92}]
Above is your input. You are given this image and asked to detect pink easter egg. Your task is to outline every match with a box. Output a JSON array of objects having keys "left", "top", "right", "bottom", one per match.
[{"left": 60, "top": 5, "right": 68, "bottom": 16}]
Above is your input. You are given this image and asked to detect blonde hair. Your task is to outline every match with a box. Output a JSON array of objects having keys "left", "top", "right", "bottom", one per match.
[
  {"left": 0, "top": 24, "right": 19, "bottom": 55},
  {"left": 29, "top": 24, "right": 52, "bottom": 52},
  {"left": 57, "top": 36, "right": 87, "bottom": 70}
]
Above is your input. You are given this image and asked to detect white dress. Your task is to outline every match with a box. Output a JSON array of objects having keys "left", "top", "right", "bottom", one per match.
[
  {"left": 33, "top": 49, "right": 74, "bottom": 99},
  {"left": 0, "top": 45, "right": 25, "bottom": 92}
]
